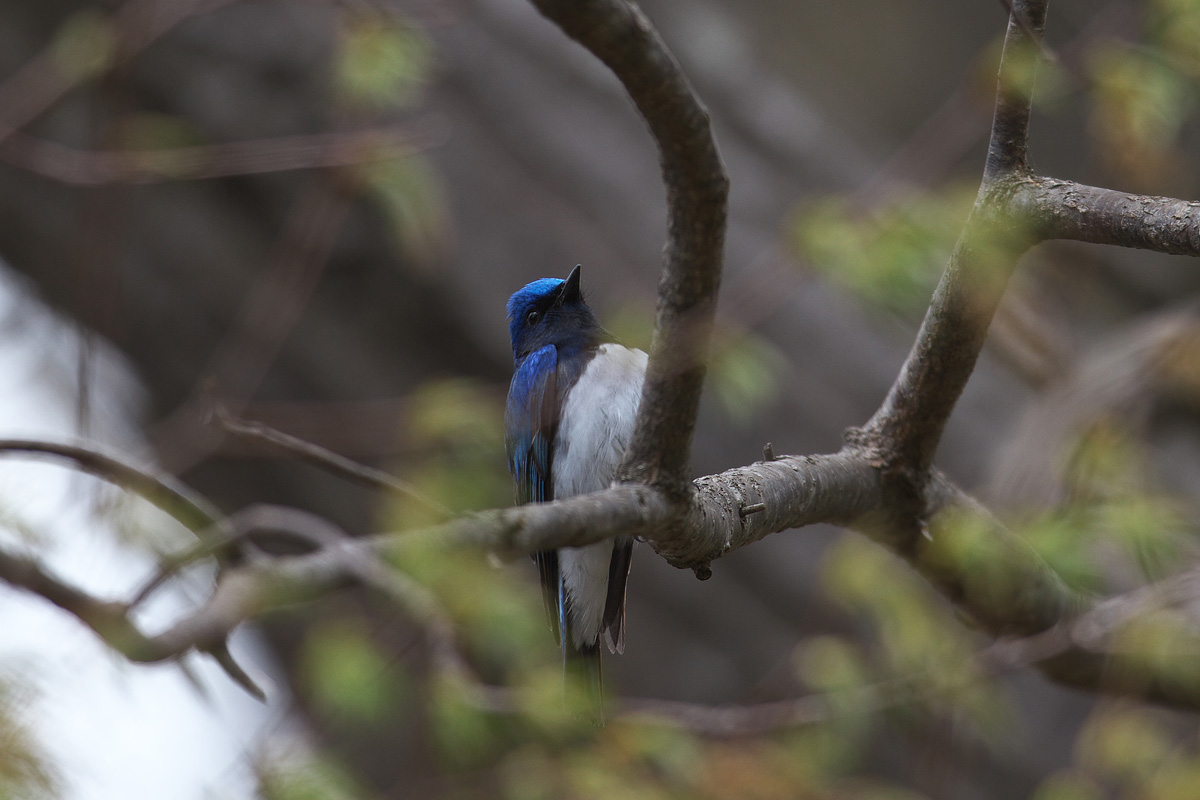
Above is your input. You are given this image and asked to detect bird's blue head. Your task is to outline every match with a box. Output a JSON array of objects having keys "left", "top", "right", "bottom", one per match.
[{"left": 506, "top": 265, "right": 602, "bottom": 363}]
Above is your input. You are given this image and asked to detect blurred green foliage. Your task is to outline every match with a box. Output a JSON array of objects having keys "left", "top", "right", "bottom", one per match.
[
  {"left": 0, "top": 674, "right": 58, "bottom": 800},
  {"left": 336, "top": 16, "right": 433, "bottom": 113},
  {"left": 257, "top": 747, "right": 366, "bottom": 800},
  {"left": 388, "top": 378, "right": 510, "bottom": 529},
  {"left": 335, "top": 11, "right": 447, "bottom": 268},
  {"left": 361, "top": 153, "right": 448, "bottom": 269},
  {"left": 1149, "top": 0, "right": 1200, "bottom": 77},
  {"left": 49, "top": 9, "right": 115, "bottom": 83},
  {"left": 1085, "top": 0, "right": 1200, "bottom": 189},
  {"left": 708, "top": 329, "right": 786, "bottom": 425},
  {"left": 1087, "top": 44, "right": 1193, "bottom": 187},
  {"left": 791, "top": 184, "right": 976, "bottom": 315},
  {"left": 299, "top": 618, "right": 412, "bottom": 724},
  {"left": 112, "top": 112, "right": 205, "bottom": 152}
]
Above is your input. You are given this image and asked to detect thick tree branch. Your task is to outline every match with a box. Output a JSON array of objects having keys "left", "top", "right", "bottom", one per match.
[
  {"left": 864, "top": 0, "right": 1048, "bottom": 483},
  {"left": 0, "top": 433, "right": 1196, "bottom": 711},
  {"left": 527, "top": 0, "right": 728, "bottom": 495},
  {"left": 1014, "top": 176, "right": 1200, "bottom": 255}
]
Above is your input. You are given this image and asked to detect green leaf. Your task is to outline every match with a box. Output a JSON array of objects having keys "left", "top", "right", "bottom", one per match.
[
  {"left": 257, "top": 749, "right": 365, "bottom": 800},
  {"left": 1086, "top": 43, "right": 1194, "bottom": 184},
  {"left": 0, "top": 673, "right": 59, "bottom": 800},
  {"left": 430, "top": 674, "right": 503, "bottom": 769}
]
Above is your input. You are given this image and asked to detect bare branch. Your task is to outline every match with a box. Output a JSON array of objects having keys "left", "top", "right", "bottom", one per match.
[
  {"left": 629, "top": 562, "right": 1200, "bottom": 736},
  {"left": 1015, "top": 176, "right": 1200, "bottom": 255},
  {"left": 985, "top": 0, "right": 1048, "bottom": 178},
  {"left": 207, "top": 640, "right": 267, "bottom": 703},
  {"left": 864, "top": 0, "right": 1050, "bottom": 485},
  {"left": 0, "top": 433, "right": 1193, "bottom": 712},
  {"left": 0, "top": 439, "right": 228, "bottom": 536},
  {"left": 211, "top": 405, "right": 450, "bottom": 517},
  {"left": 995, "top": 0, "right": 1056, "bottom": 66},
  {"left": 527, "top": 0, "right": 728, "bottom": 495}
]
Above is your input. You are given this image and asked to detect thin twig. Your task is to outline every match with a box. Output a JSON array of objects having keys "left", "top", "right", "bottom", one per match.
[
  {"left": 154, "top": 179, "right": 353, "bottom": 472},
  {"left": 211, "top": 405, "right": 450, "bottom": 516}
]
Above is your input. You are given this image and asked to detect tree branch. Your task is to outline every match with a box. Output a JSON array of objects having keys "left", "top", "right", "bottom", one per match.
[
  {"left": 1015, "top": 176, "right": 1200, "bottom": 255},
  {"left": 985, "top": 0, "right": 1049, "bottom": 178},
  {"left": 864, "top": 0, "right": 1049, "bottom": 484},
  {"left": 0, "top": 439, "right": 228, "bottom": 536},
  {"left": 527, "top": 0, "right": 728, "bottom": 495},
  {"left": 211, "top": 405, "right": 450, "bottom": 517}
]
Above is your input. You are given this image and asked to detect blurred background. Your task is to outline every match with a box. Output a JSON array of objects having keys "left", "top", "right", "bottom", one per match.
[{"left": 0, "top": 0, "right": 1198, "bottom": 797}]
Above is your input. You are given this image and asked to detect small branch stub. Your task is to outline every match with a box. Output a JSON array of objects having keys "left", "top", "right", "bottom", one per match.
[{"left": 739, "top": 502, "right": 766, "bottom": 517}]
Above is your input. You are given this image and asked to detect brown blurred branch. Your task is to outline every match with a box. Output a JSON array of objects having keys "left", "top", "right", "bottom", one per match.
[
  {"left": 991, "top": 306, "right": 1200, "bottom": 509},
  {"left": 864, "top": 0, "right": 1049, "bottom": 486},
  {"left": 0, "top": 0, "right": 238, "bottom": 143},
  {"left": 153, "top": 178, "right": 353, "bottom": 472},
  {"left": 626, "top": 562, "right": 1200, "bottom": 735},
  {"left": 0, "top": 125, "right": 435, "bottom": 185}
]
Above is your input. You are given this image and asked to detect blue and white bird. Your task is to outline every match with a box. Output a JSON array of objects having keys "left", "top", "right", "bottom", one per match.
[{"left": 504, "top": 265, "right": 646, "bottom": 705}]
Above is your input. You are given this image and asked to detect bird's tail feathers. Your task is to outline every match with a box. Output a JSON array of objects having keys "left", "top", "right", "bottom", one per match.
[
  {"left": 563, "top": 638, "right": 604, "bottom": 725},
  {"left": 558, "top": 580, "right": 604, "bottom": 724}
]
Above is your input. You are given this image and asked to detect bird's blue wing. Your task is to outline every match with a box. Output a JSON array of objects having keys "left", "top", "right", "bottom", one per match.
[
  {"left": 505, "top": 344, "right": 558, "bottom": 504},
  {"left": 505, "top": 345, "right": 563, "bottom": 643}
]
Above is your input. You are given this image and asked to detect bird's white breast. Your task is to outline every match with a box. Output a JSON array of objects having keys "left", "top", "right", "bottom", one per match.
[
  {"left": 553, "top": 343, "right": 647, "bottom": 646},
  {"left": 554, "top": 343, "right": 647, "bottom": 498}
]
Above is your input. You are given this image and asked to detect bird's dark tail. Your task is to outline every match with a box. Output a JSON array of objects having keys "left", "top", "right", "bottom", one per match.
[
  {"left": 558, "top": 580, "right": 605, "bottom": 724},
  {"left": 565, "top": 642, "right": 604, "bottom": 723}
]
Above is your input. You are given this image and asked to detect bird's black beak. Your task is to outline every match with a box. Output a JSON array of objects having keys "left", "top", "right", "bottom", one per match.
[{"left": 559, "top": 264, "right": 583, "bottom": 303}]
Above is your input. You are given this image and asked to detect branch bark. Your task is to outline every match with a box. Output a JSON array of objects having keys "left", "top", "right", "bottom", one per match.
[
  {"left": 864, "top": 0, "right": 1048, "bottom": 484},
  {"left": 1015, "top": 176, "right": 1200, "bottom": 254}
]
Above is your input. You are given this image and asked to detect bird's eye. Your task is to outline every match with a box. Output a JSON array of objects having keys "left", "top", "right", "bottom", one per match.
[{"left": 526, "top": 309, "right": 540, "bottom": 325}]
